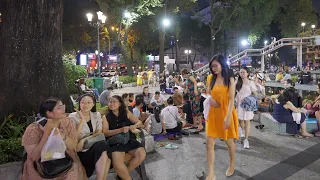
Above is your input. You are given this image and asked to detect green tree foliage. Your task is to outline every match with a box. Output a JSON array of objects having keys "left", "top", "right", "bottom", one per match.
[
  {"left": 63, "top": 58, "right": 87, "bottom": 94},
  {"left": 276, "top": 0, "right": 318, "bottom": 37}
]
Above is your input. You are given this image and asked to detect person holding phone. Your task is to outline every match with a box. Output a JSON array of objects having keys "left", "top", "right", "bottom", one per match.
[
  {"left": 68, "top": 94, "right": 111, "bottom": 180},
  {"left": 21, "top": 98, "right": 87, "bottom": 180}
]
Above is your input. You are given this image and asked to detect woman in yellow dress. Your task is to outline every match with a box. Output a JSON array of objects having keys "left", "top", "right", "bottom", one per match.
[
  {"left": 137, "top": 72, "right": 143, "bottom": 88},
  {"left": 205, "top": 55, "right": 238, "bottom": 180}
]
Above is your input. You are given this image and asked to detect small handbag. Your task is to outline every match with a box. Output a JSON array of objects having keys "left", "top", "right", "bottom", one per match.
[
  {"left": 83, "top": 133, "right": 106, "bottom": 150},
  {"left": 106, "top": 132, "right": 130, "bottom": 146},
  {"left": 34, "top": 152, "right": 73, "bottom": 179}
]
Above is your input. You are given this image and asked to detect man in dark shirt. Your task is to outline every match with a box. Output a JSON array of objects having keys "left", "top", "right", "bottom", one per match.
[{"left": 182, "top": 94, "right": 193, "bottom": 125}]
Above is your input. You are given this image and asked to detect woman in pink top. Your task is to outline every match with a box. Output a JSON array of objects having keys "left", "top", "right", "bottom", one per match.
[{"left": 235, "top": 67, "right": 257, "bottom": 149}]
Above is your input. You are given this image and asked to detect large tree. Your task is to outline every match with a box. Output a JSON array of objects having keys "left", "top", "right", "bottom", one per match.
[{"left": 0, "top": 0, "right": 71, "bottom": 122}]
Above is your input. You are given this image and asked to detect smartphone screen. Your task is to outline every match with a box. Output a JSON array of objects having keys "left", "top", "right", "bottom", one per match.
[{"left": 37, "top": 117, "right": 47, "bottom": 126}]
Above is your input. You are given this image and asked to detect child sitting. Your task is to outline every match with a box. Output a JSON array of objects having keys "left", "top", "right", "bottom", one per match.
[{"left": 144, "top": 106, "right": 166, "bottom": 135}]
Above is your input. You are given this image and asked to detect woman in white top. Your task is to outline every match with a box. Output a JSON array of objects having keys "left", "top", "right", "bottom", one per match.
[
  {"left": 144, "top": 106, "right": 166, "bottom": 135},
  {"left": 161, "top": 97, "right": 186, "bottom": 132},
  {"left": 235, "top": 67, "right": 257, "bottom": 149},
  {"left": 68, "top": 94, "right": 111, "bottom": 180}
]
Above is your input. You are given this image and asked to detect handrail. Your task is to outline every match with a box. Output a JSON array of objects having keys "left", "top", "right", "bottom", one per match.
[{"left": 194, "top": 36, "right": 319, "bottom": 75}]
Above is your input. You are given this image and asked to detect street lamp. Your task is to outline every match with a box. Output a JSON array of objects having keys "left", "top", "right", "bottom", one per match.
[
  {"left": 185, "top": 49, "right": 191, "bottom": 67},
  {"left": 311, "top": 24, "right": 316, "bottom": 35},
  {"left": 241, "top": 39, "right": 249, "bottom": 46},
  {"left": 163, "top": 18, "right": 170, "bottom": 27},
  {"left": 301, "top": 22, "right": 306, "bottom": 32},
  {"left": 264, "top": 40, "right": 268, "bottom": 46},
  {"left": 124, "top": 11, "right": 131, "bottom": 19},
  {"left": 86, "top": 11, "right": 107, "bottom": 76}
]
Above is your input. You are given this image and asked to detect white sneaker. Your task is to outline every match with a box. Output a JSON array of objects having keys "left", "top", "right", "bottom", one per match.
[
  {"left": 244, "top": 139, "right": 249, "bottom": 149},
  {"left": 239, "top": 128, "right": 245, "bottom": 138}
]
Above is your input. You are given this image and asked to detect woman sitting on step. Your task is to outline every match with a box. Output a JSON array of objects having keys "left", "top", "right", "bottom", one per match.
[{"left": 272, "top": 89, "right": 314, "bottom": 137}]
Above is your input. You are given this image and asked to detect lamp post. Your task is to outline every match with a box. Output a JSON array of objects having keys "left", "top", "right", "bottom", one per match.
[
  {"left": 311, "top": 24, "right": 316, "bottom": 35},
  {"left": 184, "top": 49, "right": 191, "bottom": 67},
  {"left": 301, "top": 22, "right": 306, "bottom": 32},
  {"left": 159, "top": 18, "right": 170, "bottom": 73},
  {"left": 86, "top": 11, "right": 106, "bottom": 76}
]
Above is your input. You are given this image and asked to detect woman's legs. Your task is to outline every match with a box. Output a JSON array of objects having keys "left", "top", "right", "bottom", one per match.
[
  {"left": 244, "top": 120, "right": 251, "bottom": 139},
  {"left": 225, "top": 139, "right": 236, "bottom": 176},
  {"left": 315, "top": 111, "right": 320, "bottom": 136},
  {"left": 300, "top": 121, "right": 314, "bottom": 137},
  {"left": 112, "top": 152, "right": 131, "bottom": 180},
  {"left": 103, "top": 155, "right": 111, "bottom": 180},
  {"left": 239, "top": 120, "right": 245, "bottom": 137},
  {"left": 95, "top": 151, "right": 108, "bottom": 180},
  {"left": 206, "top": 136, "right": 216, "bottom": 180},
  {"left": 127, "top": 147, "right": 146, "bottom": 171},
  {"left": 198, "top": 116, "right": 203, "bottom": 129}
]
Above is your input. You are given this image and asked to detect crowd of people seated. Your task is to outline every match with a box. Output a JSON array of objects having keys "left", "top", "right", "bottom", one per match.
[{"left": 21, "top": 63, "right": 320, "bottom": 180}]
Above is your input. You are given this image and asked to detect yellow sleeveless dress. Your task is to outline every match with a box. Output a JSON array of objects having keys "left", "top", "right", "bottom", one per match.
[{"left": 205, "top": 74, "right": 238, "bottom": 140}]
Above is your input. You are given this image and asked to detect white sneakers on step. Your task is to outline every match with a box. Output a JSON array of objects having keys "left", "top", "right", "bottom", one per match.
[{"left": 243, "top": 139, "right": 249, "bottom": 149}]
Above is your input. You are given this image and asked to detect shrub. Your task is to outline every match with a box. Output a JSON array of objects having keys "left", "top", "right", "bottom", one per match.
[
  {"left": 291, "top": 75, "right": 298, "bottom": 83},
  {"left": 119, "top": 76, "right": 137, "bottom": 84},
  {"left": 0, "top": 114, "right": 26, "bottom": 139},
  {"left": 63, "top": 60, "right": 87, "bottom": 94},
  {"left": 85, "top": 78, "right": 94, "bottom": 88},
  {"left": 0, "top": 138, "right": 24, "bottom": 164}
]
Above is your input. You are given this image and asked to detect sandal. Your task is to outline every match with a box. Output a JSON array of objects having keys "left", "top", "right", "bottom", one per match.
[
  {"left": 225, "top": 167, "right": 235, "bottom": 177},
  {"left": 295, "top": 134, "right": 303, "bottom": 139},
  {"left": 165, "top": 144, "right": 178, "bottom": 149}
]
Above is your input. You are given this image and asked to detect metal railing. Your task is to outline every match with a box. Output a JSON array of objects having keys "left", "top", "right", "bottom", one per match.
[{"left": 194, "top": 36, "right": 319, "bottom": 75}]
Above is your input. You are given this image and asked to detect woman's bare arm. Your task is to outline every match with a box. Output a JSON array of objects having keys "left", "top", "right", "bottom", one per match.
[{"left": 226, "top": 77, "right": 236, "bottom": 119}]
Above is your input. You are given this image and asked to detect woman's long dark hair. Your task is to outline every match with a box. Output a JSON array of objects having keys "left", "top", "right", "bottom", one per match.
[
  {"left": 209, "top": 54, "right": 233, "bottom": 90},
  {"left": 111, "top": 95, "right": 127, "bottom": 116},
  {"left": 78, "top": 93, "right": 97, "bottom": 112},
  {"left": 153, "top": 106, "right": 161, "bottom": 123},
  {"left": 236, "top": 67, "right": 250, "bottom": 91},
  {"left": 39, "top": 98, "right": 61, "bottom": 118},
  {"left": 278, "top": 89, "right": 293, "bottom": 105}
]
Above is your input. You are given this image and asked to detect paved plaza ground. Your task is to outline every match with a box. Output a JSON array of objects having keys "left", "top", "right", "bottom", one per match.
[{"left": 100, "top": 85, "right": 320, "bottom": 180}]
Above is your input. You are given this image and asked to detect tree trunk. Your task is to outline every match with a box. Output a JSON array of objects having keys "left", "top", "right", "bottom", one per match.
[
  {"left": 210, "top": 28, "right": 215, "bottom": 56},
  {"left": 159, "top": 28, "right": 165, "bottom": 73},
  {"left": 175, "top": 41, "right": 180, "bottom": 72},
  {"left": 0, "top": 0, "right": 72, "bottom": 122}
]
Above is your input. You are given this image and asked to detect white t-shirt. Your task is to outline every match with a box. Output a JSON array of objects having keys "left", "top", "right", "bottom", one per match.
[
  {"left": 161, "top": 105, "right": 179, "bottom": 129},
  {"left": 150, "top": 96, "right": 165, "bottom": 106},
  {"left": 133, "top": 107, "right": 140, "bottom": 118},
  {"left": 80, "top": 84, "right": 86, "bottom": 91}
]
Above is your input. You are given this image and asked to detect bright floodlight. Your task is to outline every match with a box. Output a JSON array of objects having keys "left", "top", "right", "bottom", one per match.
[
  {"left": 188, "top": 50, "right": 191, "bottom": 53},
  {"left": 86, "top": 13, "right": 93, "bottom": 22},
  {"left": 312, "top": 24, "right": 316, "bottom": 29},
  {"left": 95, "top": 50, "right": 99, "bottom": 55},
  {"left": 241, "top": 39, "right": 248, "bottom": 46},
  {"left": 124, "top": 11, "right": 131, "bottom": 18},
  {"left": 264, "top": 40, "right": 268, "bottom": 45},
  {"left": 184, "top": 50, "right": 188, "bottom": 54},
  {"left": 97, "top": 11, "right": 103, "bottom": 20},
  {"left": 101, "top": 15, "right": 107, "bottom": 23},
  {"left": 163, "top": 18, "right": 170, "bottom": 27},
  {"left": 301, "top": 22, "right": 306, "bottom": 27}
]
